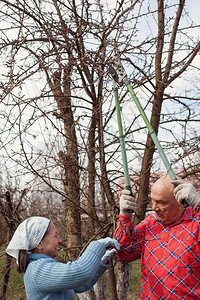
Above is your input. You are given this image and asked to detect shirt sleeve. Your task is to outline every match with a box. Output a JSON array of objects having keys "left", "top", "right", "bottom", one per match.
[
  {"left": 113, "top": 214, "right": 146, "bottom": 262},
  {"left": 26, "top": 241, "right": 107, "bottom": 292}
]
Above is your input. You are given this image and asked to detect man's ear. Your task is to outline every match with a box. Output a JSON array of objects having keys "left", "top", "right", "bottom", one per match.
[{"left": 178, "top": 202, "right": 184, "bottom": 210}]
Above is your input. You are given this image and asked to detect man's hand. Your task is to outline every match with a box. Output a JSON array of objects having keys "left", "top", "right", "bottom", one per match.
[
  {"left": 172, "top": 179, "right": 200, "bottom": 208},
  {"left": 120, "top": 189, "right": 137, "bottom": 217}
]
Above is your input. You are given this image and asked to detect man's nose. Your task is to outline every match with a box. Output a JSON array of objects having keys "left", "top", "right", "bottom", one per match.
[{"left": 152, "top": 202, "right": 158, "bottom": 211}]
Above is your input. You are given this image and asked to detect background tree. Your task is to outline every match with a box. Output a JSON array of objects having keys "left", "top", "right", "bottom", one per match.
[
  {"left": 0, "top": 179, "right": 26, "bottom": 299},
  {"left": 133, "top": 0, "right": 200, "bottom": 227}
]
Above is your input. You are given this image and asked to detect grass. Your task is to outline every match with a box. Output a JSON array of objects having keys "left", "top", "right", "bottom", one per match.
[
  {"left": 127, "top": 260, "right": 141, "bottom": 300},
  {"left": 0, "top": 246, "right": 26, "bottom": 300},
  {"left": 4, "top": 268, "right": 26, "bottom": 300}
]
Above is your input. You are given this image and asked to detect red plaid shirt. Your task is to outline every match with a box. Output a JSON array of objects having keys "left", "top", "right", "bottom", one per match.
[{"left": 114, "top": 205, "right": 200, "bottom": 299}]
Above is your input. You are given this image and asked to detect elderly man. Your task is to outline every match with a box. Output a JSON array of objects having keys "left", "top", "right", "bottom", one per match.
[{"left": 114, "top": 174, "right": 200, "bottom": 299}]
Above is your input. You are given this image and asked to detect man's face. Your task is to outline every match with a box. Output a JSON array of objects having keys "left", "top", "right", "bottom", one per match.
[
  {"left": 151, "top": 177, "right": 184, "bottom": 225},
  {"left": 40, "top": 222, "right": 62, "bottom": 258}
]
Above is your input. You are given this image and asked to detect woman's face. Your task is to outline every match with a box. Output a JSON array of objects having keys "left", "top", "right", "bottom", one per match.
[{"left": 39, "top": 222, "right": 62, "bottom": 258}]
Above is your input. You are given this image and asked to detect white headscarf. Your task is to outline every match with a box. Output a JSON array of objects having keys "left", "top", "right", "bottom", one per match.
[{"left": 6, "top": 216, "right": 50, "bottom": 264}]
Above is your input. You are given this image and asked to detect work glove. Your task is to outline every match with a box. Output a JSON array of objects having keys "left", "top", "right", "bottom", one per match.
[
  {"left": 172, "top": 179, "right": 200, "bottom": 208},
  {"left": 101, "top": 248, "right": 117, "bottom": 265},
  {"left": 120, "top": 189, "right": 137, "bottom": 217},
  {"left": 98, "top": 237, "right": 120, "bottom": 250}
]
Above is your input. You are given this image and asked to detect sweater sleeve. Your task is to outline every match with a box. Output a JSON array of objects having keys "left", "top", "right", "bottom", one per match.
[
  {"left": 25, "top": 241, "right": 106, "bottom": 293},
  {"left": 113, "top": 214, "right": 146, "bottom": 262},
  {"left": 74, "top": 261, "right": 109, "bottom": 293}
]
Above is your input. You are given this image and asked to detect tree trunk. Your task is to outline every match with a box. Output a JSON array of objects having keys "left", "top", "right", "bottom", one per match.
[
  {"left": 108, "top": 260, "right": 119, "bottom": 300},
  {"left": 53, "top": 66, "right": 82, "bottom": 260},
  {"left": 134, "top": 0, "right": 165, "bottom": 226},
  {"left": 117, "top": 261, "right": 133, "bottom": 300},
  {"left": 87, "top": 106, "right": 98, "bottom": 238},
  {"left": 77, "top": 289, "right": 96, "bottom": 300},
  {"left": 134, "top": 88, "right": 164, "bottom": 226}
]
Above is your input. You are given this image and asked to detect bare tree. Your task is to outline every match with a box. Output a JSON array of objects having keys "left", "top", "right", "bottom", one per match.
[{"left": 133, "top": 0, "right": 200, "bottom": 226}]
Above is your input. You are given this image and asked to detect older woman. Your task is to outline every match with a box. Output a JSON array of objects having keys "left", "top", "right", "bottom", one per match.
[{"left": 6, "top": 216, "right": 120, "bottom": 300}]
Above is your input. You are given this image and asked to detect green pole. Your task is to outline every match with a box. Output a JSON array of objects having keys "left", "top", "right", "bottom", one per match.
[
  {"left": 113, "top": 86, "right": 134, "bottom": 212},
  {"left": 126, "top": 81, "right": 188, "bottom": 207}
]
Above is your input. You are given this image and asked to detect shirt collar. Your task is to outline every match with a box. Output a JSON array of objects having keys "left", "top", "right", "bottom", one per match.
[{"left": 28, "top": 253, "right": 56, "bottom": 262}]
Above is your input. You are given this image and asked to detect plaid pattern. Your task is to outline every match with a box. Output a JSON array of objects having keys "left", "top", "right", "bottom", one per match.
[{"left": 114, "top": 205, "right": 200, "bottom": 299}]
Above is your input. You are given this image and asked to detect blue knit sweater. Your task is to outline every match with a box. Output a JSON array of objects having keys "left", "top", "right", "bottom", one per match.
[{"left": 24, "top": 241, "right": 110, "bottom": 299}]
